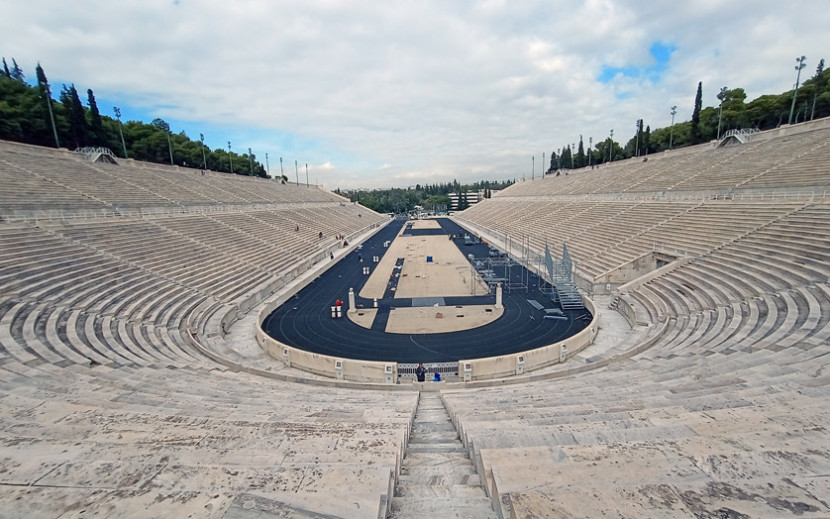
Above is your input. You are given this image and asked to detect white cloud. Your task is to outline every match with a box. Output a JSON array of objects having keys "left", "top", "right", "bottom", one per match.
[{"left": 2, "top": 0, "right": 827, "bottom": 188}]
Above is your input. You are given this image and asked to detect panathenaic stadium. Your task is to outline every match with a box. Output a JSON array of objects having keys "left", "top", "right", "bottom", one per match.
[{"left": 0, "top": 118, "right": 828, "bottom": 518}]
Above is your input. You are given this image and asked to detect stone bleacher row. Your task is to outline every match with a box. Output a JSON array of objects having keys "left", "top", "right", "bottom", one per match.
[
  {"left": 500, "top": 124, "right": 830, "bottom": 197},
  {"left": 0, "top": 139, "right": 340, "bottom": 212},
  {"left": 446, "top": 123, "right": 830, "bottom": 516},
  {"left": 0, "top": 356, "right": 416, "bottom": 518},
  {"left": 0, "top": 202, "right": 381, "bottom": 371},
  {"left": 2, "top": 114, "right": 830, "bottom": 518},
  {"left": 459, "top": 198, "right": 810, "bottom": 279},
  {"left": 0, "top": 139, "right": 411, "bottom": 518}
]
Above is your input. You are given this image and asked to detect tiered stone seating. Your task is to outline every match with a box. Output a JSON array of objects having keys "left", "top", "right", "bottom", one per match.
[
  {"left": 447, "top": 122, "right": 830, "bottom": 516},
  {"left": 0, "top": 139, "right": 353, "bottom": 214},
  {"left": 0, "top": 139, "right": 413, "bottom": 517},
  {"left": 0, "top": 356, "right": 416, "bottom": 518},
  {"left": 492, "top": 125, "right": 830, "bottom": 198},
  {"left": 2, "top": 116, "right": 830, "bottom": 517},
  {"left": 442, "top": 328, "right": 830, "bottom": 517}
]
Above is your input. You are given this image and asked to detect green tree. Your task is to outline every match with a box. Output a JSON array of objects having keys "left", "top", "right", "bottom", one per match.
[
  {"left": 691, "top": 81, "right": 703, "bottom": 144},
  {"left": 810, "top": 59, "right": 825, "bottom": 120},
  {"left": 643, "top": 125, "right": 652, "bottom": 155},
  {"left": 561, "top": 145, "right": 572, "bottom": 168},
  {"left": 86, "top": 89, "right": 106, "bottom": 146},
  {"left": 549, "top": 150, "right": 558, "bottom": 172},
  {"left": 576, "top": 136, "right": 585, "bottom": 168},
  {"left": 36, "top": 62, "right": 60, "bottom": 148},
  {"left": 60, "top": 84, "right": 88, "bottom": 149},
  {"left": 10, "top": 58, "right": 24, "bottom": 82},
  {"left": 720, "top": 88, "right": 748, "bottom": 131},
  {"left": 1, "top": 58, "right": 9, "bottom": 78},
  {"left": 457, "top": 191, "right": 469, "bottom": 211}
]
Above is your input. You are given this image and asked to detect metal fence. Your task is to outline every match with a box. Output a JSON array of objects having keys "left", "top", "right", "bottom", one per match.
[{"left": 398, "top": 362, "right": 458, "bottom": 378}]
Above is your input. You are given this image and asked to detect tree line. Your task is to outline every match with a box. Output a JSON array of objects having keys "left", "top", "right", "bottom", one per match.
[
  {"left": 0, "top": 58, "right": 272, "bottom": 178},
  {"left": 336, "top": 179, "right": 513, "bottom": 214},
  {"left": 548, "top": 59, "right": 829, "bottom": 171}
]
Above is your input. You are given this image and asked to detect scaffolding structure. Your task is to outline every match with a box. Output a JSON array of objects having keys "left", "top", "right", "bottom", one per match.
[{"left": 544, "top": 243, "right": 584, "bottom": 309}]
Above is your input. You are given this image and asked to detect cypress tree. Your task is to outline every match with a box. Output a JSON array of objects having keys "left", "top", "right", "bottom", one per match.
[
  {"left": 691, "top": 81, "right": 703, "bottom": 144},
  {"left": 810, "top": 59, "right": 825, "bottom": 121},
  {"left": 87, "top": 89, "right": 105, "bottom": 146},
  {"left": 1, "top": 58, "right": 9, "bottom": 78},
  {"left": 36, "top": 63, "right": 60, "bottom": 148},
  {"left": 10, "top": 58, "right": 24, "bottom": 81},
  {"left": 60, "top": 84, "right": 89, "bottom": 149}
]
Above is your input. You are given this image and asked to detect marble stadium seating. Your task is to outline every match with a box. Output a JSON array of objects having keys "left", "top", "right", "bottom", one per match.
[{"left": 1, "top": 118, "right": 829, "bottom": 518}]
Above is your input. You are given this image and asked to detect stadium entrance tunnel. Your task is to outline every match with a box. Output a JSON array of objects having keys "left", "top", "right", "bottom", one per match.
[
  {"left": 257, "top": 218, "right": 596, "bottom": 384},
  {"left": 589, "top": 250, "right": 683, "bottom": 294}
]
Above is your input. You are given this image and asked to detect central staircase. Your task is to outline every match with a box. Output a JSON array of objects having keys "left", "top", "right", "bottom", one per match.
[{"left": 390, "top": 392, "right": 497, "bottom": 518}]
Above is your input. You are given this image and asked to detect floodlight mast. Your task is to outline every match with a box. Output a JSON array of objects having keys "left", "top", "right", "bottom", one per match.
[
  {"left": 635, "top": 120, "right": 640, "bottom": 157},
  {"left": 788, "top": 56, "right": 807, "bottom": 125},
  {"left": 113, "top": 107, "right": 127, "bottom": 158},
  {"left": 669, "top": 106, "right": 677, "bottom": 149},
  {"left": 717, "top": 86, "right": 728, "bottom": 140},
  {"left": 608, "top": 129, "right": 614, "bottom": 162},
  {"left": 228, "top": 142, "right": 234, "bottom": 174},
  {"left": 167, "top": 131, "right": 174, "bottom": 165},
  {"left": 200, "top": 133, "right": 207, "bottom": 170},
  {"left": 588, "top": 137, "right": 592, "bottom": 167},
  {"left": 248, "top": 148, "right": 254, "bottom": 175}
]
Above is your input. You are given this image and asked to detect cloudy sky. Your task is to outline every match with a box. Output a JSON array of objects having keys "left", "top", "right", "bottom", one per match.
[{"left": 3, "top": 1, "right": 827, "bottom": 189}]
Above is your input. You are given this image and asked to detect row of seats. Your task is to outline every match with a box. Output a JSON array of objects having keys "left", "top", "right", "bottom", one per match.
[
  {"left": 501, "top": 124, "right": 830, "bottom": 197},
  {"left": 459, "top": 198, "right": 810, "bottom": 279},
  {"left": 0, "top": 139, "right": 342, "bottom": 211},
  {"left": 0, "top": 138, "right": 408, "bottom": 517},
  {"left": 0, "top": 350, "right": 416, "bottom": 518},
  {"left": 445, "top": 123, "right": 830, "bottom": 517}
]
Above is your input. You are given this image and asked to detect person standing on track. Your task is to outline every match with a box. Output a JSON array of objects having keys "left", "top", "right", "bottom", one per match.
[{"left": 415, "top": 362, "right": 427, "bottom": 382}]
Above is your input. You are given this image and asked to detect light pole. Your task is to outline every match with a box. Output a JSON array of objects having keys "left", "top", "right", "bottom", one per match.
[
  {"left": 305, "top": 163, "right": 309, "bottom": 186},
  {"left": 165, "top": 131, "right": 174, "bottom": 165},
  {"left": 588, "top": 137, "right": 592, "bottom": 167},
  {"left": 571, "top": 144, "right": 575, "bottom": 168},
  {"left": 669, "top": 106, "right": 677, "bottom": 149},
  {"left": 248, "top": 148, "right": 254, "bottom": 176},
  {"left": 532, "top": 155, "right": 534, "bottom": 180},
  {"left": 228, "top": 141, "right": 234, "bottom": 174},
  {"left": 200, "top": 133, "right": 207, "bottom": 171},
  {"left": 280, "top": 157, "right": 284, "bottom": 180},
  {"left": 295, "top": 160, "right": 299, "bottom": 185},
  {"left": 265, "top": 153, "right": 270, "bottom": 177},
  {"left": 113, "top": 106, "right": 127, "bottom": 158},
  {"left": 635, "top": 120, "right": 641, "bottom": 157},
  {"left": 608, "top": 129, "right": 614, "bottom": 162},
  {"left": 788, "top": 55, "right": 807, "bottom": 125},
  {"left": 717, "top": 86, "right": 728, "bottom": 140}
]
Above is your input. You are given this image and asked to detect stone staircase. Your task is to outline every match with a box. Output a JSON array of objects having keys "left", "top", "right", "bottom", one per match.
[{"left": 390, "top": 392, "right": 497, "bottom": 519}]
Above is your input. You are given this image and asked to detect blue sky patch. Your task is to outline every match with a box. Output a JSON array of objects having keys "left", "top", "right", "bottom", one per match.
[{"left": 599, "top": 42, "right": 676, "bottom": 84}]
